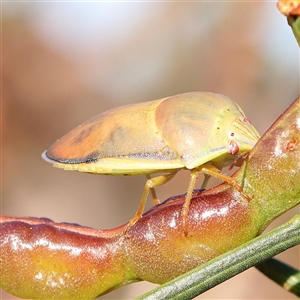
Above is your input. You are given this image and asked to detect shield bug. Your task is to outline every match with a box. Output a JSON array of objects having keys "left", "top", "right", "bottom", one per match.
[{"left": 42, "top": 92, "right": 260, "bottom": 234}]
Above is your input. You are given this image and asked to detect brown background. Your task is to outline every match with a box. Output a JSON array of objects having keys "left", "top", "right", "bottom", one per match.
[{"left": 2, "top": 2, "right": 299, "bottom": 299}]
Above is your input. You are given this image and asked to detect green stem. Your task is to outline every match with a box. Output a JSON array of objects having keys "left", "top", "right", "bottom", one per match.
[
  {"left": 288, "top": 16, "right": 300, "bottom": 47},
  {"left": 256, "top": 258, "right": 300, "bottom": 296}
]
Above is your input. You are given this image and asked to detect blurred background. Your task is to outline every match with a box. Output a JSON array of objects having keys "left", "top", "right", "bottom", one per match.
[{"left": 2, "top": 1, "right": 299, "bottom": 299}]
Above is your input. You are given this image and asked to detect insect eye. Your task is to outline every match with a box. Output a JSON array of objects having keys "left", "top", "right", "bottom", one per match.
[
  {"left": 228, "top": 141, "right": 239, "bottom": 155},
  {"left": 243, "top": 117, "right": 252, "bottom": 124}
]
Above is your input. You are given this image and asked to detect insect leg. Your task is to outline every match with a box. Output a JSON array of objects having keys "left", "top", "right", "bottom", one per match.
[
  {"left": 200, "top": 174, "right": 211, "bottom": 189},
  {"left": 123, "top": 172, "right": 177, "bottom": 234},
  {"left": 196, "top": 164, "right": 250, "bottom": 200},
  {"left": 182, "top": 170, "right": 200, "bottom": 236},
  {"left": 228, "top": 151, "right": 250, "bottom": 171},
  {"left": 145, "top": 174, "right": 159, "bottom": 205}
]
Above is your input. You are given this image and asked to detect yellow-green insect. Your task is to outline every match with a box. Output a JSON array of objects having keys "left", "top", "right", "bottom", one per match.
[{"left": 42, "top": 92, "right": 260, "bottom": 234}]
